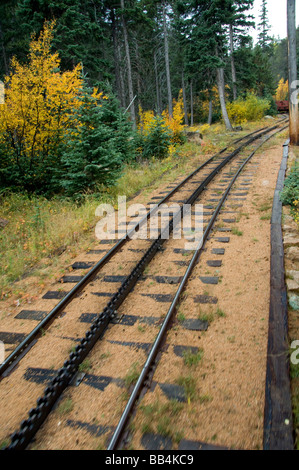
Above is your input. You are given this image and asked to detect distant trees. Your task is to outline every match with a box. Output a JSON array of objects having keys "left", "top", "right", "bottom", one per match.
[{"left": 0, "top": 0, "right": 289, "bottom": 132}]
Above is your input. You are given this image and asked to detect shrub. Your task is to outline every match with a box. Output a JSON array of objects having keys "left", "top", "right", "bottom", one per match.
[
  {"left": 162, "top": 90, "right": 186, "bottom": 145},
  {"left": 280, "top": 163, "right": 299, "bottom": 207},
  {"left": 137, "top": 91, "right": 186, "bottom": 159},
  {"left": 280, "top": 162, "right": 299, "bottom": 226},
  {"left": 57, "top": 84, "right": 131, "bottom": 198},
  {"left": 142, "top": 116, "right": 172, "bottom": 160},
  {"left": 227, "top": 94, "right": 271, "bottom": 125}
]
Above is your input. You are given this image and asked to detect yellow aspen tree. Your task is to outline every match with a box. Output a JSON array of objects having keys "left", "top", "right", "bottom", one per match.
[
  {"left": 275, "top": 78, "right": 289, "bottom": 101},
  {"left": 0, "top": 21, "right": 83, "bottom": 188}
]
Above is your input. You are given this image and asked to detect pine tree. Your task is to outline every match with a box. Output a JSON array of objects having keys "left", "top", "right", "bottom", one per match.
[
  {"left": 59, "top": 85, "right": 123, "bottom": 197},
  {"left": 182, "top": 0, "right": 233, "bottom": 130},
  {"left": 257, "top": 0, "right": 273, "bottom": 50},
  {"left": 58, "top": 82, "right": 133, "bottom": 197},
  {"left": 228, "top": 1, "right": 255, "bottom": 100}
]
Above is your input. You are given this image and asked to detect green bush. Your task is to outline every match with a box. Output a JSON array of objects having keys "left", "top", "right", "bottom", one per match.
[
  {"left": 57, "top": 87, "right": 123, "bottom": 198},
  {"left": 280, "top": 163, "right": 299, "bottom": 207},
  {"left": 142, "top": 116, "right": 173, "bottom": 160}
]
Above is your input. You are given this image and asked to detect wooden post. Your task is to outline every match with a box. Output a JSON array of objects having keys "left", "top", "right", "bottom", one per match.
[{"left": 287, "top": 0, "right": 299, "bottom": 145}]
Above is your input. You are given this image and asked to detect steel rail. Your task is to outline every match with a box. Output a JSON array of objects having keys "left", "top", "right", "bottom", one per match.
[
  {"left": 0, "top": 123, "right": 279, "bottom": 378},
  {"left": 107, "top": 123, "right": 289, "bottom": 450},
  {"left": 4, "top": 121, "right": 288, "bottom": 450}
]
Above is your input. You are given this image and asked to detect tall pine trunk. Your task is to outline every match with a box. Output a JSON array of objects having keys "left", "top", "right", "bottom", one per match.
[
  {"left": 121, "top": 0, "right": 136, "bottom": 128},
  {"left": 154, "top": 52, "right": 161, "bottom": 114},
  {"left": 288, "top": 0, "right": 299, "bottom": 145},
  {"left": 111, "top": 9, "right": 125, "bottom": 108},
  {"left": 208, "top": 95, "right": 213, "bottom": 125},
  {"left": 229, "top": 24, "right": 237, "bottom": 101},
  {"left": 0, "top": 21, "right": 8, "bottom": 75},
  {"left": 135, "top": 41, "right": 142, "bottom": 111},
  {"left": 190, "top": 80, "right": 194, "bottom": 127},
  {"left": 163, "top": 1, "right": 173, "bottom": 117},
  {"left": 217, "top": 67, "right": 233, "bottom": 131},
  {"left": 182, "top": 70, "right": 189, "bottom": 126}
]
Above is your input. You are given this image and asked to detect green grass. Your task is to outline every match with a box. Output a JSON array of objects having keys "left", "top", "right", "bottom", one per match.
[
  {"left": 231, "top": 227, "right": 243, "bottom": 236},
  {"left": 216, "top": 307, "right": 226, "bottom": 318},
  {"left": 0, "top": 440, "right": 9, "bottom": 450},
  {"left": 176, "top": 375, "right": 197, "bottom": 402},
  {"left": 260, "top": 214, "right": 271, "bottom": 221},
  {"left": 124, "top": 362, "right": 141, "bottom": 388},
  {"left": 57, "top": 397, "right": 73, "bottom": 415},
  {"left": 78, "top": 359, "right": 92, "bottom": 373},
  {"left": 183, "top": 348, "right": 204, "bottom": 367},
  {"left": 258, "top": 204, "right": 272, "bottom": 212},
  {"left": 139, "top": 399, "right": 184, "bottom": 441},
  {"left": 177, "top": 312, "right": 186, "bottom": 323},
  {"left": 199, "top": 394, "right": 213, "bottom": 404},
  {"left": 198, "top": 307, "right": 226, "bottom": 324}
]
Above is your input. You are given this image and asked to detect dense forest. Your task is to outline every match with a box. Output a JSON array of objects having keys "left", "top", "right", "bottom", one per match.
[{"left": 0, "top": 0, "right": 295, "bottom": 197}]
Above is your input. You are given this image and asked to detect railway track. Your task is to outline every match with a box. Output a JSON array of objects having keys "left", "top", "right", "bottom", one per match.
[
  {"left": 0, "top": 122, "right": 282, "bottom": 377},
  {"left": 0, "top": 119, "right": 289, "bottom": 450}
]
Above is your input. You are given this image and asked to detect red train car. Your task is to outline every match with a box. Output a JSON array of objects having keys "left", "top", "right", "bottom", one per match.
[{"left": 276, "top": 100, "right": 289, "bottom": 113}]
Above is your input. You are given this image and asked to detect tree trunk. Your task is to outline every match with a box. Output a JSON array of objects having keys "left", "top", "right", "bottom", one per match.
[
  {"left": 288, "top": 0, "right": 299, "bottom": 145},
  {"left": 135, "top": 41, "right": 142, "bottom": 111},
  {"left": 208, "top": 97, "right": 213, "bottom": 125},
  {"left": 217, "top": 67, "right": 233, "bottom": 131},
  {"left": 118, "top": 46, "right": 126, "bottom": 109},
  {"left": 190, "top": 80, "right": 194, "bottom": 127},
  {"left": 0, "top": 20, "right": 8, "bottom": 75},
  {"left": 154, "top": 52, "right": 161, "bottom": 114},
  {"left": 162, "top": 0, "right": 173, "bottom": 117},
  {"left": 111, "top": 9, "right": 125, "bottom": 108},
  {"left": 121, "top": 0, "right": 136, "bottom": 128},
  {"left": 182, "top": 70, "right": 189, "bottom": 126},
  {"left": 229, "top": 24, "right": 237, "bottom": 101}
]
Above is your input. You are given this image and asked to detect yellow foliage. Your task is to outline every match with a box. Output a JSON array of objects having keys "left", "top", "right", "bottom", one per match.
[
  {"left": 199, "top": 124, "right": 210, "bottom": 135},
  {"left": 0, "top": 21, "right": 83, "bottom": 171},
  {"left": 138, "top": 107, "right": 155, "bottom": 134},
  {"left": 137, "top": 90, "right": 185, "bottom": 155},
  {"left": 226, "top": 94, "right": 271, "bottom": 125},
  {"left": 275, "top": 78, "right": 289, "bottom": 101},
  {"left": 162, "top": 89, "right": 185, "bottom": 142}
]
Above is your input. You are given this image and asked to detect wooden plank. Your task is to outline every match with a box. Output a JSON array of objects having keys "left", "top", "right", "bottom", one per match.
[{"left": 263, "top": 140, "right": 294, "bottom": 450}]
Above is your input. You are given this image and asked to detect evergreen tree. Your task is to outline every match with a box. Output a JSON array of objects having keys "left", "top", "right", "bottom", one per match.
[
  {"left": 257, "top": 0, "right": 273, "bottom": 50},
  {"left": 227, "top": 0, "right": 255, "bottom": 100},
  {"left": 0, "top": 0, "right": 27, "bottom": 80},
  {"left": 15, "top": 0, "right": 110, "bottom": 83},
  {"left": 58, "top": 83, "right": 133, "bottom": 197},
  {"left": 182, "top": 0, "right": 233, "bottom": 129}
]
